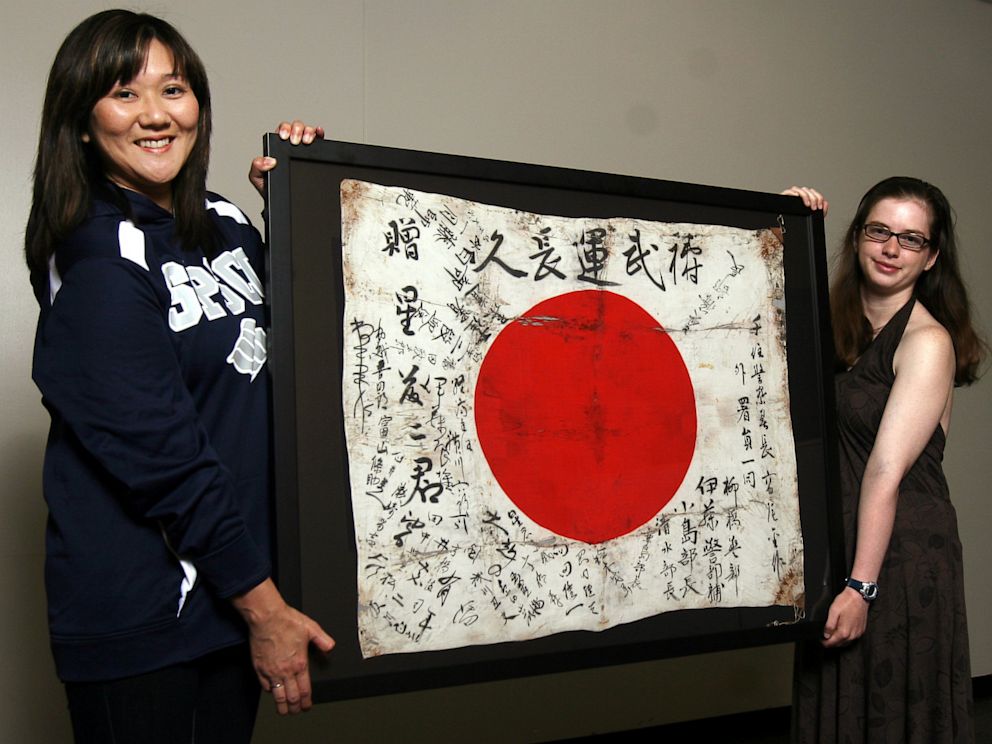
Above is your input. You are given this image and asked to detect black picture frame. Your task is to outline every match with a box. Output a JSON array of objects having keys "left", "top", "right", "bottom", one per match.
[{"left": 263, "top": 136, "right": 843, "bottom": 702}]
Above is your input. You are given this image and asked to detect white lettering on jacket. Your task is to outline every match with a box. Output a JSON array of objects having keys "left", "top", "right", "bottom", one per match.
[
  {"left": 163, "top": 248, "right": 264, "bottom": 332},
  {"left": 226, "top": 318, "right": 267, "bottom": 381}
]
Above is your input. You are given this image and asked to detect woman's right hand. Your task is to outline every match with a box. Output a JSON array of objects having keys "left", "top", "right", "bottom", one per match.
[
  {"left": 781, "top": 186, "right": 829, "bottom": 215},
  {"left": 232, "top": 578, "right": 335, "bottom": 715}
]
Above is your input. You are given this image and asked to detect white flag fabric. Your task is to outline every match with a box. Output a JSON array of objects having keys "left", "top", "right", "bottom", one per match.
[{"left": 340, "top": 179, "right": 803, "bottom": 657}]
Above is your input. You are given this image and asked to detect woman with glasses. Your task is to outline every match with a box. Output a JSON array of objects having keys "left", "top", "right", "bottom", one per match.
[
  {"left": 784, "top": 179, "right": 985, "bottom": 743},
  {"left": 27, "top": 10, "right": 332, "bottom": 742}
]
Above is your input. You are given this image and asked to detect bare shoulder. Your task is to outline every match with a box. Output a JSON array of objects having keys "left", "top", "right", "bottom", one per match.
[{"left": 895, "top": 303, "right": 954, "bottom": 375}]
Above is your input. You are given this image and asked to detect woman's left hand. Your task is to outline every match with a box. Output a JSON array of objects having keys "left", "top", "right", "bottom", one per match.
[
  {"left": 249, "top": 120, "right": 325, "bottom": 198},
  {"left": 820, "top": 586, "right": 869, "bottom": 648}
]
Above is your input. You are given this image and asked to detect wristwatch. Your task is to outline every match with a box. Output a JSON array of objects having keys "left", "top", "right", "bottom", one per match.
[{"left": 845, "top": 577, "right": 879, "bottom": 603}]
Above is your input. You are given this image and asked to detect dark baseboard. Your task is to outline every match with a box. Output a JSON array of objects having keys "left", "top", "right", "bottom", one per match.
[
  {"left": 561, "top": 703, "right": 790, "bottom": 742},
  {"left": 561, "top": 674, "right": 991, "bottom": 742}
]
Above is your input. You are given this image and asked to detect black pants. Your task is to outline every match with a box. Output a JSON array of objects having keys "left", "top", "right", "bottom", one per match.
[{"left": 64, "top": 645, "right": 260, "bottom": 744}]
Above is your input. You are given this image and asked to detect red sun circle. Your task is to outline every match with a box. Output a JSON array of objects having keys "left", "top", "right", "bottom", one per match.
[{"left": 474, "top": 289, "right": 697, "bottom": 544}]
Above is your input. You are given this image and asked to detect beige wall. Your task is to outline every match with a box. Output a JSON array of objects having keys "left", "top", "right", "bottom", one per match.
[{"left": 2, "top": 1, "right": 989, "bottom": 741}]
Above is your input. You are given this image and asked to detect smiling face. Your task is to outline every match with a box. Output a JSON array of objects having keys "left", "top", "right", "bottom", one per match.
[
  {"left": 857, "top": 197, "right": 939, "bottom": 301},
  {"left": 84, "top": 39, "right": 199, "bottom": 211}
]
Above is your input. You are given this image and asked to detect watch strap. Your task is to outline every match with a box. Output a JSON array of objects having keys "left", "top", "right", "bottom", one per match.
[{"left": 845, "top": 577, "right": 878, "bottom": 602}]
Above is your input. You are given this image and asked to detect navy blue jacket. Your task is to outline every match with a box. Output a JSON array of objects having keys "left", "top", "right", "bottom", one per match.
[{"left": 32, "top": 187, "right": 272, "bottom": 682}]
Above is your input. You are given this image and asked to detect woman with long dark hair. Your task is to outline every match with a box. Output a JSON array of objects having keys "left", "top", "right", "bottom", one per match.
[
  {"left": 28, "top": 10, "right": 331, "bottom": 742},
  {"left": 786, "top": 180, "right": 985, "bottom": 743}
]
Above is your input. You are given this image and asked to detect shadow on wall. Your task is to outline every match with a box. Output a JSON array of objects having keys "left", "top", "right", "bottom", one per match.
[{"left": 0, "top": 430, "right": 74, "bottom": 741}]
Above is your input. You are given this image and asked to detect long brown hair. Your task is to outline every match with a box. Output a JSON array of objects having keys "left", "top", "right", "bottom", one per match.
[
  {"left": 831, "top": 176, "right": 986, "bottom": 385},
  {"left": 25, "top": 10, "right": 214, "bottom": 278}
]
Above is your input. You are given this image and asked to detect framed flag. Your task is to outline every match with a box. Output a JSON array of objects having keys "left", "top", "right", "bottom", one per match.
[{"left": 263, "top": 137, "right": 843, "bottom": 702}]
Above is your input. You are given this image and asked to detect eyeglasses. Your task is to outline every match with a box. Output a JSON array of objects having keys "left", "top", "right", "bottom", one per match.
[{"left": 861, "top": 223, "right": 930, "bottom": 252}]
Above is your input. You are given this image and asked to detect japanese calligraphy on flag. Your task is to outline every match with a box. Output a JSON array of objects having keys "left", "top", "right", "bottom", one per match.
[{"left": 341, "top": 179, "right": 804, "bottom": 658}]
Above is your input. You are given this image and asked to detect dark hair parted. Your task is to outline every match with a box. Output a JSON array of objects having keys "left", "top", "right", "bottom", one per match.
[
  {"left": 830, "top": 176, "right": 986, "bottom": 385},
  {"left": 25, "top": 9, "right": 213, "bottom": 277}
]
